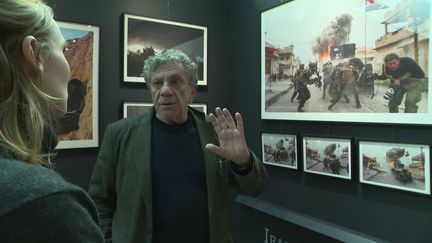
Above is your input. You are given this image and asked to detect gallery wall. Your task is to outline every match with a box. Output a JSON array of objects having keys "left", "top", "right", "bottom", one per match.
[
  {"left": 229, "top": 0, "right": 432, "bottom": 242},
  {"left": 45, "top": 0, "right": 432, "bottom": 242},
  {"left": 47, "top": 0, "right": 232, "bottom": 188}
]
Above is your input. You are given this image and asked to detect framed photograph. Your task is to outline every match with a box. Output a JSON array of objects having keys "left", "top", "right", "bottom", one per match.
[
  {"left": 261, "top": 0, "right": 432, "bottom": 124},
  {"left": 303, "top": 136, "right": 352, "bottom": 180},
  {"left": 123, "top": 102, "right": 207, "bottom": 118},
  {"left": 123, "top": 14, "right": 207, "bottom": 85},
  {"left": 359, "top": 140, "right": 430, "bottom": 195},
  {"left": 262, "top": 133, "right": 297, "bottom": 169},
  {"left": 56, "top": 21, "right": 100, "bottom": 149}
]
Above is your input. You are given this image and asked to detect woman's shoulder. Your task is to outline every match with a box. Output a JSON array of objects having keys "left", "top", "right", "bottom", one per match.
[{"left": 0, "top": 157, "right": 84, "bottom": 217}]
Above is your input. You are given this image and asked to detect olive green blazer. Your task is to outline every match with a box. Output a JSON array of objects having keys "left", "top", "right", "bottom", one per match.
[{"left": 89, "top": 107, "right": 268, "bottom": 243}]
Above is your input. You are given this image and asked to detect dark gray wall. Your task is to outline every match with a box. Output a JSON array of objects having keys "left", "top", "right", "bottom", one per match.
[{"left": 229, "top": 0, "right": 432, "bottom": 243}]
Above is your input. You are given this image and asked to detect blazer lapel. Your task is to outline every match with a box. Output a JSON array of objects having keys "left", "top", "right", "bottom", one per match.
[
  {"left": 192, "top": 110, "right": 218, "bottom": 217},
  {"left": 131, "top": 109, "right": 154, "bottom": 219}
]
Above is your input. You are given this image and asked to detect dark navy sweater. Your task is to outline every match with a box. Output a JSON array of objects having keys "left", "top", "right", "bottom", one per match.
[{"left": 151, "top": 114, "right": 209, "bottom": 243}]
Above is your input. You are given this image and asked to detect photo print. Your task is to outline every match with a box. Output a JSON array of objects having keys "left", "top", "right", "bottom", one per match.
[
  {"left": 123, "top": 102, "right": 207, "bottom": 118},
  {"left": 56, "top": 21, "right": 100, "bottom": 149},
  {"left": 359, "top": 140, "right": 430, "bottom": 195},
  {"left": 123, "top": 14, "right": 207, "bottom": 85},
  {"left": 303, "top": 136, "right": 352, "bottom": 179},
  {"left": 261, "top": 0, "right": 431, "bottom": 124},
  {"left": 262, "top": 133, "right": 297, "bottom": 169}
]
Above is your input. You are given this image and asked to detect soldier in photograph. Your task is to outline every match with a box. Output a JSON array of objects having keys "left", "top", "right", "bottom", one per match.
[
  {"left": 327, "top": 58, "right": 362, "bottom": 110},
  {"left": 377, "top": 53, "right": 426, "bottom": 113},
  {"left": 296, "top": 62, "right": 322, "bottom": 112},
  {"left": 321, "top": 61, "right": 334, "bottom": 99},
  {"left": 291, "top": 64, "right": 305, "bottom": 103}
]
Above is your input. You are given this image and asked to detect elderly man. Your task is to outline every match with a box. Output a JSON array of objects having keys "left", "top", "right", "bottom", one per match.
[
  {"left": 88, "top": 49, "right": 268, "bottom": 243},
  {"left": 378, "top": 53, "right": 425, "bottom": 113}
]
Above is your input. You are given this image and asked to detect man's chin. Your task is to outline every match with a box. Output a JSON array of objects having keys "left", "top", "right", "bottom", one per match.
[{"left": 156, "top": 111, "right": 188, "bottom": 125}]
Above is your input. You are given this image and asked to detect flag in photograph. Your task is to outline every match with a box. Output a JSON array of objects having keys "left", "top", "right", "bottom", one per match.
[{"left": 365, "top": 0, "right": 389, "bottom": 11}]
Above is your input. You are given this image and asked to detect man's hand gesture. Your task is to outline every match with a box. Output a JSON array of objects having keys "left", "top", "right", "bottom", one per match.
[{"left": 205, "top": 107, "right": 250, "bottom": 166}]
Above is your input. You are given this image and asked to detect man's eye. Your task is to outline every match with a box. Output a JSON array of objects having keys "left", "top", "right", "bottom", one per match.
[
  {"left": 152, "top": 81, "right": 162, "bottom": 87},
  {"left": 171, "top": 78, "right": 183, "bottom": 85}
]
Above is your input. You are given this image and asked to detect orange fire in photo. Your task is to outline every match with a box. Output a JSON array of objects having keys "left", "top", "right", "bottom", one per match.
[{"left": 319, "top": 43, "right": 332, "bottom": 62}]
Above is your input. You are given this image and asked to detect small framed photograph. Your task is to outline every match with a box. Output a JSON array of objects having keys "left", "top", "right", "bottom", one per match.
[
  {"left": 190, "top": 103, "right": 207, "bottom": 115},
  {"left": 123, "top": 14, "right": 207, "bottom": 85},
  {"left": 303, "top": 136, "right": 352, "bottom": 180},
  {"left": 359, "top": 140, "right": 430, "bottom": 195},
  {"left": 262, "top": 133, "right": 297, "bottom": 169},
  {"left": 123, "top": 102, "right": 207, "bottom": 118},
  {"left": 56, "top": 21, "right": 100, "bottom": 149}
]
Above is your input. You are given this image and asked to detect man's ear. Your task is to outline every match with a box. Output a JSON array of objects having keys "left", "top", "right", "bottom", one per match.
[
  {"left": 22, "top": 36, "right": 43, "bottom": 78},
  {"left": 190, "top": 84, "right": 197, "bottom": 102}
]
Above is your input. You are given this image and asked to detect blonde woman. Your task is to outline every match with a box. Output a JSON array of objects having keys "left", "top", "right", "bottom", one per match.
[{"left": 0, "top": 0, "right": 103, "bottom": 241}]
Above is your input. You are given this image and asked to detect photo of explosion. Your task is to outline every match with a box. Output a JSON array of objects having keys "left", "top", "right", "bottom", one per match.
[
  {"left": 302, "top": 136, "right": 351, "bottom": 180},
  {"left": 359, "top": 140, "right": 430, "bottom": 194},
  {"left": 261, "top": 0, "right": 431, "bottom": 125}
]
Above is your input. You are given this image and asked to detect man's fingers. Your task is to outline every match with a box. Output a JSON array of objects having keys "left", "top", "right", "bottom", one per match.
[
  {"left": 205, "top": 143, "right": 223, "bottom": 157},
  {"left": 222, "top": 108, "right": 236, "bottom": 129},
  {"left": 211, "top": 107, "right": 245, "bottom": 134},
  {"left": 208, "top": 113, "right": 222, "bottom": 134},
  {"left": 215, "top": 107, "right": 229, "bottom": 129},
  {"left": 235, "top": 112, "right": 244, "bottom": 134}
]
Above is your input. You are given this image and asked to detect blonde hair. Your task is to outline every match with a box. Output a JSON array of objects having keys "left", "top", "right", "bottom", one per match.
[{"left": 0, "top": 0, "right": 58, "bottom": 166}]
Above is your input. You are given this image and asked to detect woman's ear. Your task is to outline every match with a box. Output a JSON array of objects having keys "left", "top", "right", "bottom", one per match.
[{"left": 22, "top": 36, "right": 43, "bottom": 78}]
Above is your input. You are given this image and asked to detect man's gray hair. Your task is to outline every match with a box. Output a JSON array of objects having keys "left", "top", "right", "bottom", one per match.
[{"left": 143, "top": 49, "right": 198, "bottom": 84}]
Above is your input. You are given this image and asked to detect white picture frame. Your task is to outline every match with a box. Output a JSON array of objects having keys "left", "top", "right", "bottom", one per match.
[
  {"left": 261, "top": 0, "right": 432, "bottom": 125},
  {"left": 359, "top": 140, "right": 430, "bottom": 195},
  {"left": 262, "top": 133, "right": 298, "bottom": 169},
  {"left": 302, "top": 136, "right": 352, "bottom": 180},
  {"left": 123, "top": 14, "right": 207, "bottom": 85},
  {"left": 56, "top": 21, "right": 100, "bottom": 149},
  {"left": 123, "top": 102, "right": 207, "bottom": 118}
]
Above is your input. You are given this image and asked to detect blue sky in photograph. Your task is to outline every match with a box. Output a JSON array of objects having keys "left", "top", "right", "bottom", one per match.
[{"left": 60, "top": 28, "right": 89, "bottom": 41}]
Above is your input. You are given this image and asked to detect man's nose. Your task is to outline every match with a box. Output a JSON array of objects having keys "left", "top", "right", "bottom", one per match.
[{"left": 160, "top": 81, "right": 173, "bottom": 96}]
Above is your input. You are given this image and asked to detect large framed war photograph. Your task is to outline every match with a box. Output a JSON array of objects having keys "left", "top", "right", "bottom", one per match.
[
  {"left": 261, "top": 0, "right": 432, "bottom": 125},
  {"left": 302, "top": 136, "right": 352, "bottom": 180},
  {"left": 56, "top": 21, "right": 100, "bottom": 149},
  {"left": 123, "top": 14, "right": 207, "bottom": 85},
  {"left": 359, "top": 140, "right": 430, "bottom": 195},
  {"left": 262, "top": 133, "right": 298, "bottom": 169}
]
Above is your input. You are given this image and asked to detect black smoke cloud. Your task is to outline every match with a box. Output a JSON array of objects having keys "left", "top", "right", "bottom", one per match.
[{"left": 312, "top": 14, "right": 353, "bottom": 55}]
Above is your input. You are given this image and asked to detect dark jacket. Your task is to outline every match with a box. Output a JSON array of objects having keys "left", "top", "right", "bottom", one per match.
[
  {"left": 88, "top": 107, "right": 268, "bottom": 243},
  {"left": 0, "top": 155, "right": 104, "bottom": 242}
]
